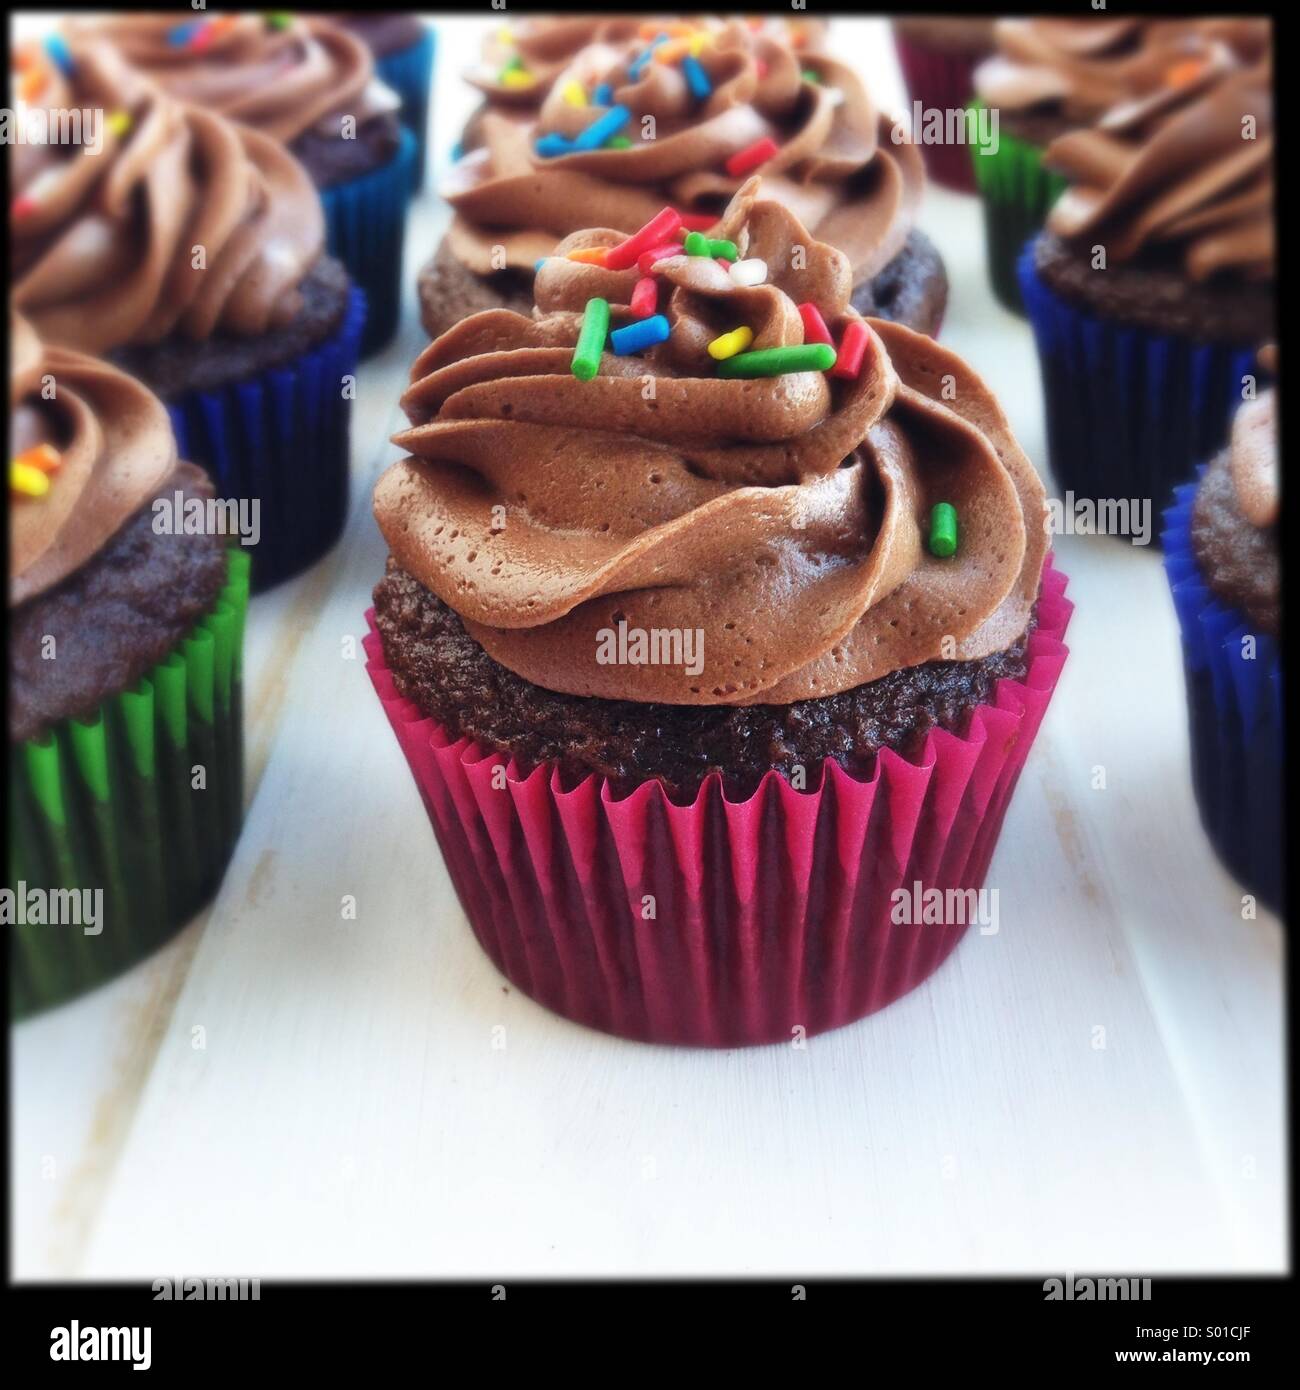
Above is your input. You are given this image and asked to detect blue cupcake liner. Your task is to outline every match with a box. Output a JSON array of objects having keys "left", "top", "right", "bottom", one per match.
[
  {"left": 1019, "top": 240, "right": 1257, "bottom": 545},
  {"left": 375, "top": 24, "right": 435, "bottom": 194},
  {"left": 165, "top": 285, "right": 365, "bottom": 593},
  {"left": 321, "top": 126, "right": 417, "bottom": 357},
  {"left": 1163, "top": 477, "right": 1283, "bottom": 912}
]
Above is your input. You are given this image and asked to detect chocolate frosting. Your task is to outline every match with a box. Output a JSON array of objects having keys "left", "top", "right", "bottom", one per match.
[
  {"left": 10, "top": 314, "right": 179, "bottom": 606},
  {"left": 375, "top": 183, "right": 1047, "bottom": 707},
  {"left": 10, "top": 40, "right": 325, "bottom": 354},
  {"left": 975, "top": 17, "right": 1255, "bottom": 122},
  {"left": 1045, "top": 60, "right": 1273, "bottom": 281},
  {"left": 72, "top": 12, "right": 397, "bottom": 144},
  {"left": 445, "top": 20, "right": 923, "bottom": 285}
]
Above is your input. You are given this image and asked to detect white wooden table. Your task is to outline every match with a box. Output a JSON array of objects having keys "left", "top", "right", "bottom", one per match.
[{"left": 12, "top": 17, "right": 1283, "bottom": 1279}]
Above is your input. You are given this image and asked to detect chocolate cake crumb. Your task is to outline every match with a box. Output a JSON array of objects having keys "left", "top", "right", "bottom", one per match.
[{"left": 1191, "top": 444, "right": 1280, "bottom": 635}]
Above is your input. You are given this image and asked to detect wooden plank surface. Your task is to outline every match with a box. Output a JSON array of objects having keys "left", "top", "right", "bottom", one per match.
[{"left": 11, "top": 17, "right": 1283, "bottom": 1279}]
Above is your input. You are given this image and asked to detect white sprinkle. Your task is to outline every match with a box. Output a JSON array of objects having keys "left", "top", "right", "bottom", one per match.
[{"left": 728, "top": 257, "right": 767, "bottom": 287}]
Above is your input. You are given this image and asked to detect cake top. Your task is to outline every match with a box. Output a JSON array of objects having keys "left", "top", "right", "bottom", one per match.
[
  {"left": 10, "top": 37, "right": 324, "bottom": 353},
  {"left": 1044, "top": 57, "right": 1273, "bottom": 282},
  {"left": 9, "top": 312, "right": 179, "bottom": 606},
  {"left": 375, "top": 181, "right": 1047, "bottom": 707},
  {"left": 445, "top": 18, "right": 922, "bottom": 286},
  {"left": 975, "top": 17, "right": 1265, "bottom": 122},
  {"left": 69, "top": 11, "right": 398, "bottom": 147},
  {"left": 1229, "top": 350, "right": 1277, "bottom": 530}
]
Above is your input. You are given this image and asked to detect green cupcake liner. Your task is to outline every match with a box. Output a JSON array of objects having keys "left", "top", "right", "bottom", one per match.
[
  {"left": 8, "top": 549, "right": 250, "bottom": 1019},
  {"left": 968, "top": 100, "right": 1068, "bottom": 314}
]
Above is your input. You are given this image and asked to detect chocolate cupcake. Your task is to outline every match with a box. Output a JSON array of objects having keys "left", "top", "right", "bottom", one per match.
[
  {"left": 422, "top": 19, "right": 946, "bottom": 343},
  {"left": 892, "top": 16, "right": 996, "bottom": 193},
  {"left": 333, "top": 12, "right": 436, "bottom": 193},
  {"left": 970, "top": 17, "right": 1260, "bottom": 311},
  {"left": 10, "top": 37, "right": 364, "bottom": 589},
  {"left": 370, "top": 182, "right": 1070, "bottom": 1046},
  {"left": 9, "top": 314, "right": 249, "bottom": 1018},
  {"left": 1164, "top": 352, "right": 1280, "bottom": 911},
  {"left": 1020, "top": 58, "right": 1274, "bottom": 538},
  {"left": 75, "top": 11, "right": 412, "bottom": 353}
]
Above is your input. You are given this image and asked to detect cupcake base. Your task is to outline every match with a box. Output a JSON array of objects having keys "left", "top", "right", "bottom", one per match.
[
  {"left": 419, "top": 229, "right": 949, "bottom": 343},
  {"left": 1020, "top": 239, "right": 1259, "bottom": 546},
  {"left": 9, "top": 549, "right": 250, "bottom": 1019},
  {"left": 893, "top": 32, "right": 983, "bottom": 193},
  {"left": 363, "top": 562, "right": 1071, "bottom": 1047},
  {"left": 374, "top": 24, "right": 436, "bottom": 193},
  {"left": 1164, "top": 482, "right": 1282, "bottom": 913}
]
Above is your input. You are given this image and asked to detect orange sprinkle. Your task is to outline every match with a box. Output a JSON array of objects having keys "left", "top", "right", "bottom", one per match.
[
  {"left": 654, "top": 37, "right": 694, "bottom": 65},
  {"left": 18, "top": 443, "right": 62, "bottom": 473},
  {"left": 19, "top": 66, "right": 46, "bottom": 101},
  {"left": 566, "top": 247, "right": 610, "bottom": 266},
  {"left": 640, "top": 21, "right": 694, "bottom": 39},
  {"left": 1164, "top": 58, "right": 1206, "bottom": 88}
]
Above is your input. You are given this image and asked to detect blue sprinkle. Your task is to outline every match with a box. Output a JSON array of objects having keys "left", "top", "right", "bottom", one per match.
[
  {"left": 44, "top": 34, "right": 75, "bottom": 76},
  {"left": 450, "top": 139, "right": 464, "bottom": 162},
  {"left": 571, "top": 104, "right": 630, "bottom": 152},
  {"left": 534, "top": 259, "right": 546, "bottom": 271},
  {"left": 681, "top": 54, "right": 712, "bottom": 102},
  {"left": 592, "top": 82, "right": 613, "bottom": 106},
  {"left": 167, "top": 21, "right": 200, "bottom": 47},
  {"left": 610, "top": 314, "right": 671, "bottom": 356},
  {"left": 628, "top": 34, "right": 668, "bottom": 80},
  {"left": 535, "top": 131, "right": 575, "bottom": 158}
]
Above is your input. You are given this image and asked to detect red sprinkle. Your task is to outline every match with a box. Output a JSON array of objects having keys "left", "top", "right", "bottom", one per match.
[
  {"left": 603, "top": 207, "right": 681, "bottom": 271},
  {"left": 797, "top": 301, "right": 834, "bottom": 348},
  {"left": 11, "top": 194, "right": 38, "bottom": 219},
  {"left": 675, "top": 209, "right": 718, "bottom": 232},
  {"left": 630, "top": 277, "right": 658, "bottom": 318},
  {"left": 725, "top": 136, "right": 779, "bottom": 178},
  {"left": 636, "top": 242, "right": 684, "bottom": 274},
  {"left": 830, "top": 319, "right": 871, "bottom": 380},
  {"left": 755, "top": 58, "right": 769, "bottom": 79}
]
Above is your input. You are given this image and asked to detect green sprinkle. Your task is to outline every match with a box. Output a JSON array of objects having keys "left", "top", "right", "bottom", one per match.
[
  {"left": 683, "top": 230, "right": 711, "bottom": 256},
  {"left": 801, "top": 68, "right": 820, "bottom": 83},
  {"left": 717, "top": 343, "right": 837, "bottom": 378},
  {"left": 571, "top": 297, "right": 610, "bottom": 381},
  {"left": 266, "top": 12, "right": 293, "bottom": 31},
  {"left": 707, "top": 238, "right": 738, "bottom": 261},
  {"left": 504, "top": 53, "right": 525, "bottom": 72},
  {"left": 929, "top": 502, "right": 958, "bottom": 557},
  {"left": 604, "top": 134, "right": 632, "bottom": 149}
]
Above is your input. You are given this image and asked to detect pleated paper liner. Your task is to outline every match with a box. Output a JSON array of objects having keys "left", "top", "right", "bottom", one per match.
[
  {"left": 968, "top": 103, "right": 1066, "bottom": 314},
  {"left": 9, "top": 549, "right": 250, "bottom": 1020},
  {"left": 1020, "top": 242, "right": 1258, "bottom": 547},
  {"left": 164, "top": 287, "right": 365, "bottom": 594},
  {"left": 321, "top": 127, "right": 418, "bottom": 357},
  {"left": 893, "top": 32, "right": 981, "bottom": 193},
  {"left": 364, "top": 561, "right": 1071, "bottom": 1047},
  {"left": 1164, "top": 482, "right": 1283, "bottom": 913},
  {"left": 375, "top": 23, "right": 436, "bottom": 194}
]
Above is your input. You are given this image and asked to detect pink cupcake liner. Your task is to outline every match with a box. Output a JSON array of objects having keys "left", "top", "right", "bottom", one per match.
[
  {"left": 893, "top": 33, "right": 981, "bottom": 194},
  {"left": 365, "top": 561, "right": 1071, "bottom": 1047}
]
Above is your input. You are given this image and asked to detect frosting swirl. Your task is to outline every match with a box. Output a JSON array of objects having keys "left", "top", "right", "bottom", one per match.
[
  {"left": 71, "top": 12, "right": 396, "bottom": 146},
  {"left": 10, "top": 39, "right": 324, "bottom": 353},
  {"left": 445, "top": 20, "right": 923, "bottom": 286},
  {"left": 1045, "top": 60, "right": 1273, "bottom": 280},
  {"left": 975, "top": 17, "right": 1253, "bottom": 122},
  {"left": 376, "top": 183, "right": 1047, "bottom": 706},
  {"left": 10, "top": 313, "right": 179, "bottom": 606}
]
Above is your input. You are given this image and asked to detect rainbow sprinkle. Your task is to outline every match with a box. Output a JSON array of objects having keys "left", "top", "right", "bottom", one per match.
[
  {"left": 561, "top": 79, "right": 587, "bottom": 107},
  {"left": 10, "top": 444, "right": 62, "bottom": 499},
  {"left": 106, "top": 109, "right": 132, "bottom": 138},
  {"left": 707, "top": 327, "right": 754, "bottom": 361},
  {"left": 726, "top": 136, "right": 779, "bottom": 178}
]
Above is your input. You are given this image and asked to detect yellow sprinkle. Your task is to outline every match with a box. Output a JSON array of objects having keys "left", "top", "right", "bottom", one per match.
[
  {"left": 500, "top": 68, "right": 536, "bottom": 90},
  {"left": 106, "top": 109, "right": 132, "bottom": 137},
  {"left": 11, "top": 460, "right": 51, "bottom": 497},
  {"left": 560, "top": 79, "right": 587, "bottom": 107},
  {"left": 707, "top": 326, "right": 754, "bottom": 360},
  {"left": 497, "top": 25, "right": 515, "bottom": 46},
  {"left": 689, "top": 32, "right": 713, "bottom": 57}
]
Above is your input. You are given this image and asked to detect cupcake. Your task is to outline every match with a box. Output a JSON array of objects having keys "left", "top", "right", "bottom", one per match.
[
  {"left": 458, "top": 15, "right": 828, "bottom": 155},
  {"left": 421, "top": 20, "right": 946, "bottom": 345},
  {"left": 1020, "top": 60, "right": 1274, "bottom": 539},
  {"left": 1164, "top": 351, "right": 1280, "bottom": 912},
  {"left": 10, "top": 37, "right": 364, "bottom": 590},
  {"left": 370, "top": 182, "right": 1070, "bottom": 1046},
  {"left": 9, "top": 314, "right": 249, "bottom": 1018},
  {"left": 73, "top": 11, "right": 412, "bottom": 354},
  {"left": 970, "top": 17, "right": 1255, "bottom": 311},
  {"left": 892, "top": 16, "right": 996, "bottom": 193},
  {"left": 334, "top": 12, "right": 436, "bottom": 193}
]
